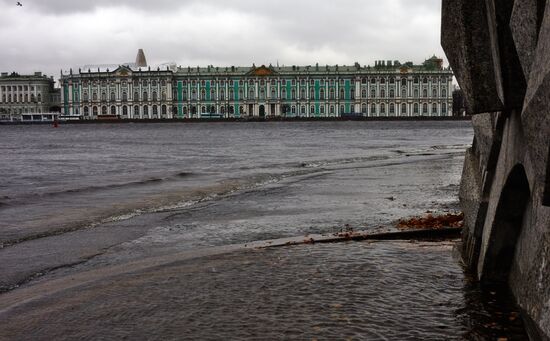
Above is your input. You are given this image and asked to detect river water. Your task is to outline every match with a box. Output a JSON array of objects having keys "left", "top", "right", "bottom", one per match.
[{"left": 0, "top": 121, "right": 528, "bottom": 339}]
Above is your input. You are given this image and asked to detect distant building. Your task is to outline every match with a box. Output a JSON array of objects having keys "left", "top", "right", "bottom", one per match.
[
  {"left": 0, "top": 72, "right": 60, "bottom": 122},
  {"left": 60, "top": 50, "right": 454, "bottom": 119}
]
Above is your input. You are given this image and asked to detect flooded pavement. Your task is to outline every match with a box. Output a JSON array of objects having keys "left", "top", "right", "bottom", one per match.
[
  {"left": 0, "top": 121, "right": 528, "bottom": 339},
  {"left": 0, "top": 241, "right": 527, "bottom": 340}
]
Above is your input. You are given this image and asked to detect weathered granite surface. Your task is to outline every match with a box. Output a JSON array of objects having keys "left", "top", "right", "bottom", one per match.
[{"left": 442, "top": 0, "right": 550, "bottom": 340}]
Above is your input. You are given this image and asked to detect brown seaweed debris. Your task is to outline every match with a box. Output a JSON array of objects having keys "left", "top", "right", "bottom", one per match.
[{"left": 397, "top": 212, "right": 464, "bottom": 230}]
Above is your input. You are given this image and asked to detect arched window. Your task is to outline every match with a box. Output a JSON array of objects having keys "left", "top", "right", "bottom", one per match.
[
  {"left": 401, "top": 103, "right": 407, "bottom": 114},
  {"left": 371, "top": 103, "right": 376, "bottom": 115},
  {"left": 339, "top": 105, "right": 345, "bottom": 114},
  {"left": 210, "top": 105, "right": 215, "bottom": 114},
  {"left": 122, "top": 106, "right": 128, "bottom": 116},
  {"left": 381, "top": 89, "right": 386, "bottom": 98},
  {"left": 83, "top": 92, "right": 89, "bottom": 101},
  {"left": 281, "top": 88, "right": 287, "bottom": 99},
  {"left": 220, "top": 90, "right": 225, "bottom": 101},
  {"left": 122, "top": 92, "right": 127, "bottom": 101},
  {"left": 389, "top": 77, "right": 395, "bottom": 84},
  {"left": 271, "top": 88, "right": 276, "bottom": 99},
  {"left": 134, "top": 106, "right": 139, "bottom": 117},
  {"left": 401, "top": 88, "right": 407, "bottom": 98},
  {"left": 350, "top": 88, "right": 355, "bottom": 100},
  {"left": 389, "top": 103, "right": 395, "bottom": 114},
  {"left": 201, "top": 106, "right": 206, "bottom": 113},
  {"left": 260, "top": 89, "right": 265, "bottom": 100},
  {"left": 414, "top": 77, "right": 419, "bottom": 84},
  {"left": 389, "top": 89, "right": 394, "bottom": 98},
  {"left": 229, "top": 89, "right": 234, "bottom": 100},
  {"left": 201, "top": 90, "right": 206, "bottom": 100},
  {"left": 239, "top": 89, "right": 244, "bottom": 100},
  {"left": 371, "top": 89, "right": 376, "bottom": 97},
  {"left": 339, "top": 88, "right": 345, "bottom": 100},
  {"left": 211, "top": 89, "right": 215, "bottom": 100},
  {"left": 414, "top": 89, "right": 419, "bottom": 98},
  {"left": 320, "top": 105, "right": 325, "bottom": 114},
  {"left": 442, "top": 89, "right": 447, "bottom": 97},
  {"left": 291, "top": 105, "right": 296, "bottom": 114},
  {"left": 361, "top": 103, "right": 367, "bottom": 113},
  {"left": 422, "top": 89, "right": 428, "bottom": 98},
  {"left": 143, "top": 92, "right": 148, "bottom": 101},
  {"left": 300, "top": 105, "right": 306, "bottom": 115},
  {"left": 401, "top": 78, "right": 407, "bottom": 86},
  {"left": 330, "top": 105, "right": 335, "bottom": 115},
  {"left": 380, "top": 78, "right": 386, "bottom": 84},
  {"left": 161, "top": 92, "right": 167, "bottom": 101},
  {"left": 191, "top": 90, "right": 197, "bottom": 100},
  {"left": 381, "top": 103, "right": 386, "bottom": 114},
  {"left": 432, "top": 103, "right": 438, "bottom": 114},
  {"left": 361, "top": 89, "right": 367, "bottom": 98},
  {"left": 432, "top": 88, "right": 438, "bottom": 97},
  {"left": 329, "top": 89, "right": 335, "bottom": 100},
  {"left": 423, "top": 77, "right": 428, "bottom": 84},
  {"left": 110, "top": 106, "right": 116, "bottom": 115},
  {"left": 442, "top": 103, "right": 447, "bottom": 114},
  {"left": 101, "top": 106, "right": 107, "bottom": 115},
  {"left": 101, "top": 92, "right": 106, "bottom": 101},
  {"left": 249, "top": 88, "right": 255, "bottom": 99},
  {"left": 84, "top": 106, "right": 89, "bottom": 116},
  {"left": 134, "top": 92, "right": 139, "bottom": 101},
  {"left": 183, "top": 90, "right": 188, "bottom": 100},
  {"left": 291, "top": 89, "right": 296, "bottom": 99},
  {"left": 110, "top": 92, "right": 116, "bottom": 101},
  {"left": 183, "top": 106, "right": 188, "bottom": 116},
  {"left": 320, "top": 89, "right": 325, "bottom": 100},
  {"left": 93, "top": 106, "right": 98, "bottom": 116},
  {"left": 414, "top": 103, "right": 419, "bottom": 114},
  {"left": 161, "top": 105, "right": 167, "bottom": 116},
  {"left": 422, "top": 103, "right": 428, "bottom": 114},
  {"left": 143, "top": 106, "right": 149, "bottom": 117},
  {"left": 310, "top": 88, "right": 315, "bottom": 99}
]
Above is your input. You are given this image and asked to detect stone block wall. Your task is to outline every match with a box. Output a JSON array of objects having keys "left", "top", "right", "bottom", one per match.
[{"left": 442, "top": 0, "right": 550, "bottom": 339}]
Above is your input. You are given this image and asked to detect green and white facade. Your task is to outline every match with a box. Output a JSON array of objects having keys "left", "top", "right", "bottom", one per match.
[{"left": 60, "top": 52, "right": 454, "bottom": 119}]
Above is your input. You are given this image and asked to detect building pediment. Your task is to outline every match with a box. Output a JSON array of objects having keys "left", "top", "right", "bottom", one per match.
[
  {"left": 113, "top": 66, "right": 133, "bottom": 77},
  {"left": 246, "top": 65, "right": 278, "bottom": 77}
]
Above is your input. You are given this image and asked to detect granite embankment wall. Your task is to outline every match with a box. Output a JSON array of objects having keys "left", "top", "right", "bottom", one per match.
[{"left": 441, "top": 0, "right": 550, "bottom": 339}]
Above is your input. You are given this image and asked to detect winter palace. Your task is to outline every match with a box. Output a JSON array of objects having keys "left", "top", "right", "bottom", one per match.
[{"left": 59, "top": 50, "right": 454, "bottom": 119}]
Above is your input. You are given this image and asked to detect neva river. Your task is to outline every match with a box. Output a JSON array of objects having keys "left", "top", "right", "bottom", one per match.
[
  {"left": 0, "top": 121, "right": 527, "bottom": 339},
  {"left": 0, "top": 121, "right": 472, "bottom": 248}
]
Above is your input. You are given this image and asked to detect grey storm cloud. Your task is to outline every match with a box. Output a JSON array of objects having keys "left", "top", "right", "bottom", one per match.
[{"left": 0, "top": 0, "right": 446, "bottom": 79}]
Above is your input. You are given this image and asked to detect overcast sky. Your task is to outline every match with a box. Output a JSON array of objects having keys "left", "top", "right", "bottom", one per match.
[{"left": 0, "top": 0, "right": 446, "bottom": 78}]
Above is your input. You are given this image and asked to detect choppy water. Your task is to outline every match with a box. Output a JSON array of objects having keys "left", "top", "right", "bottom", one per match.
[
  {"left": 0, "top": 121, "right": 472, "bottom": 245},
  {"left": 0, "top": 121, "right": 529, "bottom": 339}
]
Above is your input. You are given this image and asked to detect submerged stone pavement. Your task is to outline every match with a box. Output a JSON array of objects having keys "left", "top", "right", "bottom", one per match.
[{"left": 0, "top": 240, "right": 526, "bottom": 340}]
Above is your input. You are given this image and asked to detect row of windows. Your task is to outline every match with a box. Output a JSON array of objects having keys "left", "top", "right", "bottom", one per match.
[
  {"left": 74, "top": 86, "right": 449, "bottom": 102},
  {"left": 77, "top": 102, "right": 449, "bottom": 117},
  {"left": 77, "top": 79, "right": 170, "bottom": 87},
  {"left": 80, "top": 91, "right": 167, "bottom": 102},
  {"left": 69, "top": 75, "right": 451, "bottom": 89},
  {"left": 1, "top": 93, "right": 43, "bottom": 103},
  {"left": 0, "top": 85, "right": 40, "bottom": 92},
  {"left": 81, "top": 105, "right": 170, "bottom": 117},
  {"left": 178, "top": 76, "right": 450, "bottom": 87}
]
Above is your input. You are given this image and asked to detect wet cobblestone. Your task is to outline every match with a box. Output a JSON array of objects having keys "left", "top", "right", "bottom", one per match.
[{"left": 0, "top": 241, "right": 526, "bottom": 340}]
